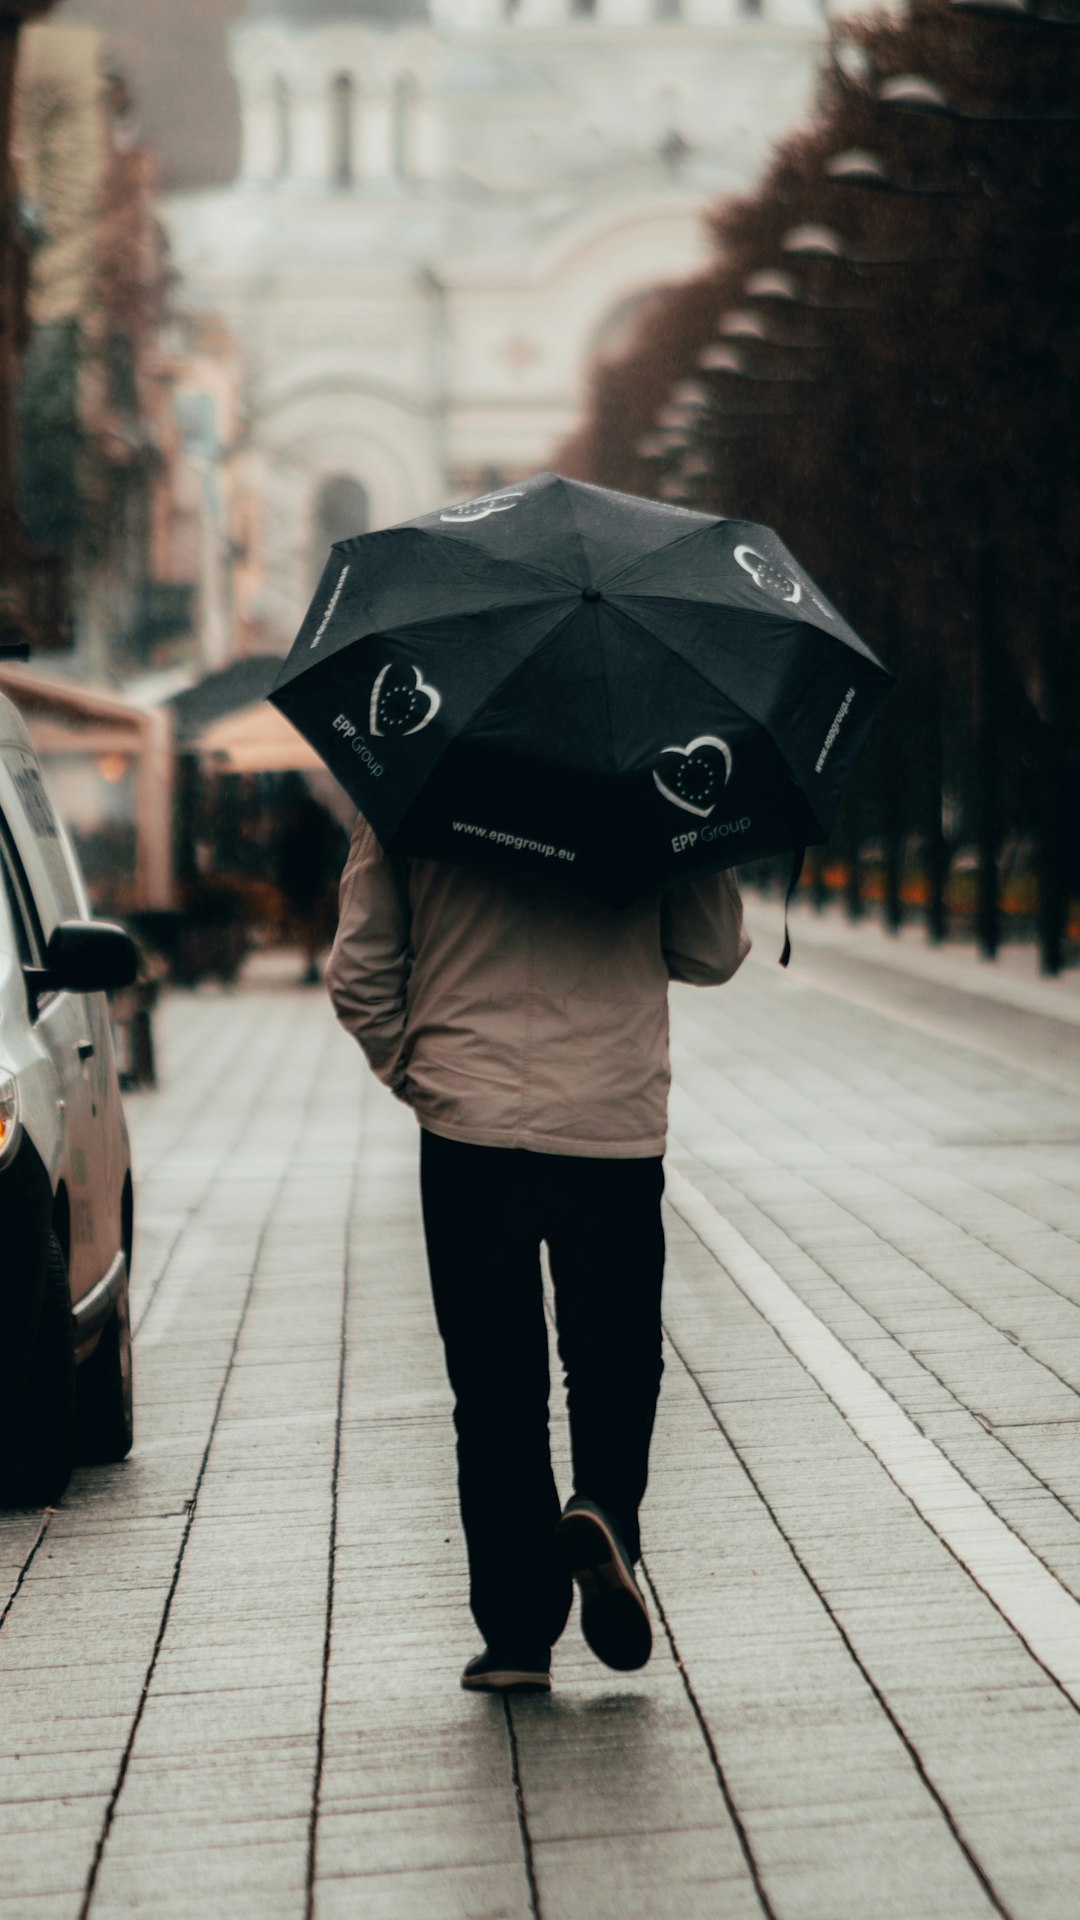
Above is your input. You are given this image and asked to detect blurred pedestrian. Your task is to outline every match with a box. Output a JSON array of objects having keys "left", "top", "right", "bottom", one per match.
[
  {"left": 272, "top": 775, "right": 346, "bottom": 984},
  {"left": 327, "top": 825, "right": 749, "bottom": 1693}
]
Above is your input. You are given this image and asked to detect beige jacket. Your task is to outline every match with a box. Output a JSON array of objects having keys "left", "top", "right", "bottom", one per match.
[{"left": 326, "top": 818, "right": 750, "bottom": 1158}]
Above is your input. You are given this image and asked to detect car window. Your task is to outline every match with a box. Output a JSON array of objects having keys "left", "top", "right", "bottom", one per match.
[
  {"left": 0, "top": 857, "right": 27, "bottom": 964},
  {"left": 0, "top": 808, "right": 46, "bottom": 970},
  {"left": 4, "top": 749, "right": 84, "bottom": 926}
]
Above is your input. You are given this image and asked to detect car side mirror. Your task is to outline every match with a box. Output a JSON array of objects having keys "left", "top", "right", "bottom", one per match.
[{"left": 29, "top": 921, "right": 139, "bottom": 995}]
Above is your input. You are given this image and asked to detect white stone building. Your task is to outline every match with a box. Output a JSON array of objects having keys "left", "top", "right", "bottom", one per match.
[{"left": 164, "top": 0, "right": 830, "bottom": 652}]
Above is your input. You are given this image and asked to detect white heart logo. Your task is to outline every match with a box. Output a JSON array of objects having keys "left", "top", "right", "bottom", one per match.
[
  {"left": 653, "top": 736, "right": 733, "bottom": 818},
  {"left": 734, "top": 543, "right": 803, "bottom": 605},
  {"left": 440, "top": 489, "right": 525, "bottom": 524},
  {"left": 370, "top": 662, "right": 442, "bottom": 738}
]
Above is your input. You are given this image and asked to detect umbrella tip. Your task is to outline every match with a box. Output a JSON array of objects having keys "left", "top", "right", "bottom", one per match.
[{"left": 581, "top": 587, "right": 603, "bottom": 603}]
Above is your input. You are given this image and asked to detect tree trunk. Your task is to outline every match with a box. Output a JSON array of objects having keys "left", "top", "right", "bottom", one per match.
[
  {"left": 924, "top": 705, "right": 948, "bottom": 946},
  {"left": 974, "top": 560, "right": 1000, "bottom": 963}
]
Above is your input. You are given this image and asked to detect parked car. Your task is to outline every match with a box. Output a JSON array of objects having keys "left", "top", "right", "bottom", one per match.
[{"left": 0, "top": 689, "right": 138, "bottom": 1507}]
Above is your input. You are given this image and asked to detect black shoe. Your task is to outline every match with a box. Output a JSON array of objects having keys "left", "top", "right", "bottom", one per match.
[
  {"left": 554, "top": 1497, "right": 652, "bottom": 1673},
  {"left": 460, "top": 1646, "right": 552, "bottom": 1694}
]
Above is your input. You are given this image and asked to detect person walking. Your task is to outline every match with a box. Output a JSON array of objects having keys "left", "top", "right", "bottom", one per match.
[
  {"left": 272, "top": 777, "right": 347, "bottom": 985},
  {"left": 326, "top": 818, "right": 749, "bottom": 1694}
]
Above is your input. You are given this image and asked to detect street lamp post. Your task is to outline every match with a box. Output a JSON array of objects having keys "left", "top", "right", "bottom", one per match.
[{"left": 967, "top": 519, "right": 1004, "bottom": 961}]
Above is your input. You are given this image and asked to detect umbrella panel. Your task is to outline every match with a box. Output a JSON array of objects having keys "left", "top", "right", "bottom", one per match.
[
  {"left": 609, "top": 592, "right": 892, "bottom": 829},
  {"left": 274, "top": 590, "right": 818, "bottom": 904},
  {"left": 288, "top": 524, "right": 572, "bottom": 668},
  {"left": 400, "top": 470, "right": 720, "bottom": 584},
  {"left": 397, "top": 728, "right": 803, "bottom": 906},
  {"left": 269, "top": 474, "right": 894, "bottom": 905},
  {"left": 389, "top": 608, "right": 813, "bottom": 905},
  {"left": 270, "top": 598, "right": 582, "bottom": 842},
  {"left": 600, "top": 515, "right": 869, "bottom": 655}
]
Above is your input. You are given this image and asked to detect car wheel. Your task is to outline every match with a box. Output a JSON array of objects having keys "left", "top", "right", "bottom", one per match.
[
  {"left": 77, "top": 1282, "right": 134, "bottom": 1465},
  {"left": 0, "top": 1231, "right": 77, "bottom": 1509}
]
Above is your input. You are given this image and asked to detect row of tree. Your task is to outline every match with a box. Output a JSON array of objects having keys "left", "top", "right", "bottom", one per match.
[{"left": 562, "top": 0, "right": 1080, "bottom": 971}]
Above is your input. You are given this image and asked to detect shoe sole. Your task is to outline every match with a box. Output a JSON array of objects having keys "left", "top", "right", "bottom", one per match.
[
  {"left": 554, "top": 1510, "right": 652, "bottom": 1672},
  {"left": 461, "top": 1669, "right": 551, "bottom": 1694}
]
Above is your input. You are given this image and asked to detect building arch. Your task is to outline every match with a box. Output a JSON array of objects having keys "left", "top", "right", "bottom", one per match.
[
  {"left": 272, "top": 74, "right": 291, "bottom": 179},
  {"left": 518, "top": 191, "right": 712, "bottom": 295},
  {"left": 258, "top": 370, "right": 432, "bottom": 424},
  {"left": 310, "top": 474, "right": 371, "bottom": 587},
  {"left": 253, "top": 383, "right": 437, "bottom": 644},
  {"left": 513, "top": 200, "right": 716, "bottom": 439},
  {"left": 587, "top": 287, "right": 658, "bottom": 366},
  {"left": 329, "top": 71, "right": 357, "bottom": 188},
  {"left": 393, "top": 72, "right": 420, "bottom": 182},
  {"left": 238, "top": 28, "right": 294, "bottom": 93}
]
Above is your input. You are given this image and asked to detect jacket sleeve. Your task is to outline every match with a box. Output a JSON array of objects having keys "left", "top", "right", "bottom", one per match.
[
  {"left": 325, "top": 817, "right": 412, "bottom": 1098},
  {"left": 661, "top": 868, "right": 751, "bottom": 986}
]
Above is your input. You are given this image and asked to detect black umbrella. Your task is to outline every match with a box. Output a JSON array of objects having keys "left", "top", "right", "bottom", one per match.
[{"left": 269, "top": 473, "right": 892, "bottom": 943}]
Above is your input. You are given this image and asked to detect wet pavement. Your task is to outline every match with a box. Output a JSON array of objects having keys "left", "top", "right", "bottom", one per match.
[{"left": 3, "top": 903, "right": 1080, "bottom": 1918}]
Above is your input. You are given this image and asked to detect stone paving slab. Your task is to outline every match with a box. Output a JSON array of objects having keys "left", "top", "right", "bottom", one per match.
[{"left": 3, "top": 922, "right": 1080, "bottom": 1915}]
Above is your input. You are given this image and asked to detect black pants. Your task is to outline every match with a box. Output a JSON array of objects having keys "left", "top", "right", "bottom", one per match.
[{"left": 419, "top": 1129, "right": 666, "bottom": 1651}]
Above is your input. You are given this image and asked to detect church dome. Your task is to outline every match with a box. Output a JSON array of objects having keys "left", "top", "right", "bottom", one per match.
[{"left": 247, "top": 0, "right": 429, "bottom": 22}]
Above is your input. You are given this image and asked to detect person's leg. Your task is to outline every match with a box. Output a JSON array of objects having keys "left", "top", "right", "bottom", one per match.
[
  {"left": 544, "top": 1155, "right": 666, "bottom": 1563},
  {"left": 419, "top": 1131, "right": 572, "bottom": 1655}
]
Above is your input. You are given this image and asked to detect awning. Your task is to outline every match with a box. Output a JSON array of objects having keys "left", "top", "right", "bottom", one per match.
[
  {"left": 0, "top": 662, "right": 174, "bottom": 908},
  {"left": 167, "top": 654, "right": 283, "bottom": 745},
  {"left": 197, "top": 698, "right": 322, "bottom": 773}
]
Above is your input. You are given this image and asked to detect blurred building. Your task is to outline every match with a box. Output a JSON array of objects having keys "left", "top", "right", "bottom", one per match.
[
  {"left": 163, "top": 0, "right": 829, "bottom": 652},
  {"left": 4, "top": 22, "right": 263, "bottom": 918},
  {"left": 13, "top": 22, "right": 263, "bottom": 679},
  {"left": 0, "top": 0, "right": 60, "bottom": 658},
  {"left": 15, "top": 24, "right": 162, "bottom": 670},
  {"left": 153, "top": 306, "right": 265, "bottom": 672},
  {"left": 51, "top": 0, "right": 245, "bottom": 194}
]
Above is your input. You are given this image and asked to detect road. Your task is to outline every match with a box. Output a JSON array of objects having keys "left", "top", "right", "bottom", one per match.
[{"left": 3, "top": 900, "right": 1080, "bottom": 1919}]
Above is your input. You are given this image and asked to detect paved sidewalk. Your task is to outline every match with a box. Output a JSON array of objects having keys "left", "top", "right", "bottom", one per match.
[
  {"left": 758, "top": 891, "right": 1080, "bottom": 1017},
  {"left": 3, "top": 908, "right": 1080, "bottom": 1918}
]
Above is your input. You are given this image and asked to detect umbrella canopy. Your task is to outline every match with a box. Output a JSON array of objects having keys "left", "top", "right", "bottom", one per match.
[{"left": 269, "top": 472, "right": 893, "bottom": 908}]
